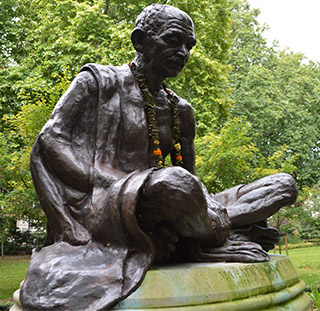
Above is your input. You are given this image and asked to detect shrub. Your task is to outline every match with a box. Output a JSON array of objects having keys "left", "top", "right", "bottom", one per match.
[
  {"left": 0, "top": 302, "right": 14, "bottom": 311},
  {"left": 308, "top": 283, "right": 320, "bottom": 310}
]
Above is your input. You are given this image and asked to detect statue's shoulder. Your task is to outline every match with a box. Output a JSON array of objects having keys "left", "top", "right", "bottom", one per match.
[
  {"left": 80, "top": 63, "right": 131, "bottom": 87},
  {"left": 165, "top": 89, "right": 195, "bottom": 138},
  {"left": 167, "top": 88, "right": 194, "bottom": 116}
]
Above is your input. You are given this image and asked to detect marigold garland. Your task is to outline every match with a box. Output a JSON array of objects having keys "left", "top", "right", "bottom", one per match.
[
  {"left": 129, "top": 62, "right": 183, "bottom": 168},
  {"left": 165, "top": 89, "right": 183, "bottom": 166}
]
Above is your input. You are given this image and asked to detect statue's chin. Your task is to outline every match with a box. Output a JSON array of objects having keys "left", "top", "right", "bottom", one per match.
[{"left": 156, "top": 65, "right": 184, "bottom": 79}]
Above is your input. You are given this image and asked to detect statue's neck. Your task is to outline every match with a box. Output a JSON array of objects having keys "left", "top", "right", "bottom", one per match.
[{"left": 132, "top": 55, "right": 165, "bottom": 95}]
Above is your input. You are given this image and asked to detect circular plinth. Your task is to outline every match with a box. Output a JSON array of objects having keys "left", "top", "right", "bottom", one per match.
[
  {"left": 10, "top": 255, "right": 311, "bottom": 311},
  {"left": 112, "top": 255, "right": 311, "bottom": 310}
]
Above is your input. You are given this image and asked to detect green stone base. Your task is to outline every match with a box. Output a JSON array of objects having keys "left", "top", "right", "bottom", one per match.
[
  {"left": 112, "top": 255, "right": 311, "bottom": 310},
  {"left": 10, "top": 255, "right": 311, "bottom": 311}
]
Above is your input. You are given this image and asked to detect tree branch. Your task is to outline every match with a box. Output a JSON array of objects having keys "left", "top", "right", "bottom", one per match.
[{"left": 103, "top": 0, "right": 109, "bottom": 15}]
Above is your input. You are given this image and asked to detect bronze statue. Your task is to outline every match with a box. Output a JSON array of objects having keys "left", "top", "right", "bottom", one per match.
[{"left": 20, "top": 4, "right": 298, "bottom": 311}]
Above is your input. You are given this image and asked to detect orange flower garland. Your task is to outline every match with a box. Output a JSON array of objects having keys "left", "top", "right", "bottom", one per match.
[
  {"left": 129, "top": 62, "right": 183, "bottom": 168},
  {"left": 153, "top": 148, "right": 162, "bottom": 157},
  {"left": 166, "top": 89, "right": 183, "bottom": 166}
]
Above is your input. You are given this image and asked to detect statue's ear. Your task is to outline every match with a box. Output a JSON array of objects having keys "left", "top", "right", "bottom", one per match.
[{"left": 131, "top": 28, "right": 146, "bottom": 53}]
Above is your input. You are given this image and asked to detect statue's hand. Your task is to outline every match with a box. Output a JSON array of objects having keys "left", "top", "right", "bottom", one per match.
[
  {"left": 202, "top": 239, "right": 269, "bottom": 263},
  {"left": 230, "top": 222, "right": 279, "bottom": 252},
  {"left": 152, "top": 223, "right": 180, "bottom": 263},
  {"left": 249, "top": 225, "right": 279, "bottom": 251}
]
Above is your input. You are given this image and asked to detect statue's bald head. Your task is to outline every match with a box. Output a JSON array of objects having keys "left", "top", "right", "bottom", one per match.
[
  {"left": 131, "top": 4, "right": 196, "bottom": 79},
  {"left": 134, "top": 4, "right": 194, "bottom": 36}
]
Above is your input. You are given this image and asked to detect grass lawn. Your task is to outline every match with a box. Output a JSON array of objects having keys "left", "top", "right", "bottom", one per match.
[
  {"left": 0, "top": 256, "right": 30, "bottom": 301},
  {"left": 0, "top": 247, "right": 319, "bottom": 301},
  {"left": 287, "top": 246, "right": 320, "bottom": 287}
]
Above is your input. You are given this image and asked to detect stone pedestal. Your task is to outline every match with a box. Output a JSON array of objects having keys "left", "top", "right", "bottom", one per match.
[
  {"left": 112, "top": 255, "right": 311, "bottom": 310},
  {"left": 10, "top": 255, "right": 311, "bottom": 311}
]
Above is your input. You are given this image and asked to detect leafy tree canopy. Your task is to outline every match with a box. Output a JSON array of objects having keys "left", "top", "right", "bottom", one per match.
[
  {"left": 195, "top": 117, "right": 297, "bottom": 193},
  {"left": 229, "top": 0, "right": 320, "bottom": 189},
  {"left": 1, "top": 0, "right": 320, "bottom": 240},
  {"left": 0, "top": 0, "right": 233, "bottom": 232}
]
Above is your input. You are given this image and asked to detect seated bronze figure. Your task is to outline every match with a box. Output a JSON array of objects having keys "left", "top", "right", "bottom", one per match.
[{"left": 20, "top": 4, "right": 298, "bottom": 311}]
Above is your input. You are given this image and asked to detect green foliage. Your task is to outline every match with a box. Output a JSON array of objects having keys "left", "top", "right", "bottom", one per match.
[
  {"left": 0, "top": 0, "right": 134, "bottom": 129},
  {"left": 308, "top": 283, "right": 320, "bottom": 309},
  {"left": 270, "top": 183, "right": 320, "bottom": 244},
  {"left": 1, "top": 0, "right": 233, "bottom": 132},
  {"left": 253, "top": 145, "right": 298, "bottom": 179},
  {"left": 195, "top": 117, "right": 258, "bottom": 192},
  {"left": 229, "top": 0, "right": 320, "bottom": 189},
  {"left": 0, "top": 0, "right": 27, "bottom": 66},
  {"left": 3, "top": 226, "right": 44, "bottom": 255},
  {"left": 293, "top": 184, "right": 320, "bottom": 239},
  {"left": 0, "top": 302, "right": 14, "bottom": 311},
  {"left": 195, "top": 117, "right": 297, "bottom": 193},
  {"left": 285, "top": 241, "right": 320, "bottom": 249},
  {"left": 7, "top": 73, "right": 72, "bottom": 144},
  {"left": 1, "top": 0, "right": 233, "bottom": 230},
  {"left": 0, "top": 132, "right": 37, "bottom": 225},
  {"left": 0, "top": 73, "right": 72, "bottom": 231}
]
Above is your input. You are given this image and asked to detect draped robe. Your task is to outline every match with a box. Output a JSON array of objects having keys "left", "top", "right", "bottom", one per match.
[
  {"left": 21, "top": 62, "right": 286, "bottom": 310},
  {"left": 20, "top": 63, "right": 230, "bottom": 310}
]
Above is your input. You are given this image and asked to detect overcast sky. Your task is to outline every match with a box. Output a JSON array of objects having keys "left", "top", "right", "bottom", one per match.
[{"left": 246, "top": 0, "right": 320, "bottom": 62}]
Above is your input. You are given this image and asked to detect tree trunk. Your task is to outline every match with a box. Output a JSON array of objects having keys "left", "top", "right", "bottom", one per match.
[
  {"left": 1, "top": 239, "right": 4, "bottom": 259},
  {"left": 103, "top": 0, "right": 109, "bottom": 15}
]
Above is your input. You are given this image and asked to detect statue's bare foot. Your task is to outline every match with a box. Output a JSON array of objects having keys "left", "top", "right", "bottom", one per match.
[
  {"left": 231, "top": 222, "right": 279, "bottom": 251},
  {"left": 152, "top": 223, "right": 180, "bottom": 263}
]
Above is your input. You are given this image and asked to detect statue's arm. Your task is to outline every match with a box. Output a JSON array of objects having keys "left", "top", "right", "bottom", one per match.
[
  {"left": 33, "top": 71, "right": 112, "bottom": 192},
  {"left": 176, "top": 100, "right": 197, "bottom": 175}
]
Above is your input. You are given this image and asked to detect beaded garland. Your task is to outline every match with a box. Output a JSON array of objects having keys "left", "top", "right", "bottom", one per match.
[{"left": 129, "top": 62, "right": 183, "bottom": 168}]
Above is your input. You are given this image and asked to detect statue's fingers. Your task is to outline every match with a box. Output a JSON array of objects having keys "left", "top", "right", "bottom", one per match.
[
  {"left": 155, "top": 225, "right": 172, "bottom": 239},
  {"left": 164, "top": 241, "right": 176, "bottom": 253},
  {"left": 266, "top": 227, "right": 279, "bottom": 238},
  {"left": 260, "top": 243, "right": 275, "bottom": 251},
  {"left": 167, "top": 231, "right": 179, "bottom": 244},
  {"left": 154, "top": 224, "right": 180, "bottom": 244}
]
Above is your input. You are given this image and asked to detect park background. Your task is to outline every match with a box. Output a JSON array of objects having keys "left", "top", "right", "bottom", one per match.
[{"left": 0, "top": 0, "right": 320, "bottom": 309}]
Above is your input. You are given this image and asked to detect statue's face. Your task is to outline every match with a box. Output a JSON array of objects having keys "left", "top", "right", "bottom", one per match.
[{"left": 144, "top": 15, "right": 196, "bottom": 78}]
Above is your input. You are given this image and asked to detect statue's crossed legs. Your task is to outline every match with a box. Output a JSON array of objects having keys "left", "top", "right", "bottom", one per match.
[{"left": 137, "top": 168, "right": 298, "bottom": 263}]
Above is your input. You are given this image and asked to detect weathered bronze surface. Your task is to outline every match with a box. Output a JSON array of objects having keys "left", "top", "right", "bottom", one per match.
[{"left": 20, "top": 4, "right": 298, "bottom": 311}]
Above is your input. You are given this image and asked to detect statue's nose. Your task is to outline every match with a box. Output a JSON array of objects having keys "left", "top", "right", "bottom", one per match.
[{"left": 176, "top": 45, "right": 189, "bottom": 60}]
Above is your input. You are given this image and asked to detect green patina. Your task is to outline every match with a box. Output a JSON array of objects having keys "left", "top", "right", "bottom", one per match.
[
  {"left": 9, "top": 256, "right": 311, "bottom": 311},
  {"left": 112, "top": 256, "right": 311, "bottom": 310}
]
